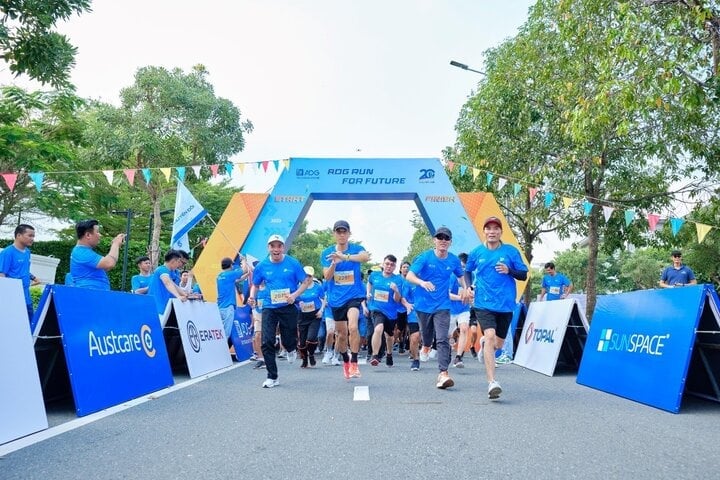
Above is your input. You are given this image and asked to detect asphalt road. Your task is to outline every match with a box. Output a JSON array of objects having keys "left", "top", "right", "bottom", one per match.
[{"left": 1, "top": 354, "right": 719, "bottom": 480}]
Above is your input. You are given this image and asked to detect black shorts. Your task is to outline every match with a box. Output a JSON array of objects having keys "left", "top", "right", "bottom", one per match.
[
  {"left": 396, "top": 311, "right": 408, "bottom": 331},
  {"left": 475, "top": 309, "right": 512, "bottom": 339},
  {"left": 371, "top": 311, "right": 396, "bottom": 336},
  {"left": 469, "top": 308, "right": 478, "bottom": 327},
  {"left": 331, "top": 298, "right": 364, "bottom": 323},
  {"left": 407, "top": 322, "right": 420, "bottom": 334}
]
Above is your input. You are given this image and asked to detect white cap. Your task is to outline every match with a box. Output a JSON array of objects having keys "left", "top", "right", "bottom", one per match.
[
  {"left": 267, "top": 234, "right": 285, "bottom": 244},
  {"left": 303, "top": 266, "right": 315, "bottom": 276}
]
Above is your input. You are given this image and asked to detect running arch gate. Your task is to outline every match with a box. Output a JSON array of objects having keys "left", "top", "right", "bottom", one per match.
[{"left": 194, "top": 158, "right": 528, "bottom": 301}]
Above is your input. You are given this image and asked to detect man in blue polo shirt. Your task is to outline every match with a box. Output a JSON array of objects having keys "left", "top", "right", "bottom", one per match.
[
  {"left": 217, "top": 256, "right": 248, "bottom": 338},
  {"left": 0, "top": 224, "right": 39, "bottom": 321},
  {"left": 131, "top": 256, "right": 153, "bottom": 294},
  {"left": 70, "top": 219, "right": 125, "bottom": 290},
  {"left": 540, "top": 262, "right": 573, "bottom": 301},
  {"left": 659, "top": 250, "right": 697, "bottom": 288}
]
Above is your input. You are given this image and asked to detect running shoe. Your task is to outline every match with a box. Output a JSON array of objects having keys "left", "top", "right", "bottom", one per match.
[
  {"left": 436, "top": 372, "right": 454, "bottom": 389},
  {"left": 349, "top": 363, "right": 361, "bottom": 378},
  {"left": 253, "top": 360, "right": 266, "bottom": 369},
  {"left": 331, "top": 354, "right": 341, "bottom": 366},
  {"left": 470, "top": 346, "right": 477, "bottom": 359},
  {"left": 419, "top": 348, "right": 430, "bottom": 362},
  {"left": 308, "top": 355, "right": 316, "bottom": 367},
  {"left": 249, "top": 353, "right": 258, "bottom": 361},
  {"left": 495, "top": 352, "right": 512, "bottom": 366},
  {"left": 277, "top": 349, "right": 287, "bottom": 359},
  {"left": 286, "top": 350, "right": 297, "bottom": 364},
  {"left": 410, "top": 359, "right": 420, "bottom": 371},
  {"left": 322, "top": 351, "right": 333, "bottom": 365},
  {"left": 453, "top": 357, "right": 464, "bottom": 368},
  {"left": 343, "top": 361, "right": 351, "bottom": 379},
  {"left": 385, "top": 354, "right": 394, "bottom": 367},
  {"left": 262, "top": 378, "right": 279, "bottom": 388},
  {"left": 488, "top": 380, "right": 502, "bottom": 399},
  {"left": 429, "top": 349, "right": 437, "bottom": 359},
  {"left": 370, "top": 355, "right": 380, "bottom": 367}
]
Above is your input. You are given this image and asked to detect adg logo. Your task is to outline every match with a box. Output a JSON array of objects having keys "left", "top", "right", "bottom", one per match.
[
  {"left": 295, "top": 167, "right": 320, "bottom": 179},
  {"left": 597, "top": 328, "right": 670, "bottom": 356}
]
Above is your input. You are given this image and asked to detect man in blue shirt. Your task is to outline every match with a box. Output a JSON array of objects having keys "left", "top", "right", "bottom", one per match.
[
  {"left": 366, "top": 254, "right": 403, "bottom": 368},
  {"left": 131, "top": 256, "right": 153, "bottom": 294},
  {"left": 540, "top": 262, "right": 573, "bottom": 301},
  {"left": 466, "top": 216, "right": 528, "bottom": 400},
  {"left": 216, "top": 256, "right": 248, "bottom": 338},
  {"left": 249, "top": 234, "right": 311, "bottom": 388},
  {"left": 659, "top": 250, "right": 697, "bottom": 288},
  {"left": 70, "top": 219, "right": 125, "bottom": 290},
  {"left": 405, "top": 226, "right": 470, "bottom": 390},
  {"left": 147, "top": 250, "right": 188, "bottom": 316},
  {"left": 0, "top": 224, "right": 39, "bottom": 321}
]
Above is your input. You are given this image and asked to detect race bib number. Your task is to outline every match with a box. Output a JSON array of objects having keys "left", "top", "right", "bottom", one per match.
[
  {"left": 334, "top": 270, "right": 354, "bottom": 286},
  {"left": 270, "top": 288, "right": 290, "bottom": 304},
  {"left": 300, "top": 301, "right": 316, "bottom": 313},
  {"left": 549, "top": 286, "right": 561, "bottom": 295},
  {"left": 373, "top": 290, "right": 390, "bottom": 303}
]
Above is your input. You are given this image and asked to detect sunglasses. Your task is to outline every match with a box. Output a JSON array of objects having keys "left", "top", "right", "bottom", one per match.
[{"left": 435, "top": 234, "right": 451, "bottom": 241}]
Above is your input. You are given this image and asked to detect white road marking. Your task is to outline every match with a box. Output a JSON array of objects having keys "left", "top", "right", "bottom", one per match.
[{"left": 353, "top": 385, "right": 370, "bottom": 401}]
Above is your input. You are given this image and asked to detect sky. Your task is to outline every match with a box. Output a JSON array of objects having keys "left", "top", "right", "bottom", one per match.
[{"left": 3, "top": 0, "right": 571, "bottom": 264}]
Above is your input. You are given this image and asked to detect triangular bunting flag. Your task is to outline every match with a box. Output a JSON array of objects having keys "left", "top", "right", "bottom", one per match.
[
  {"left": 176, "top": 166, "right": 186, "bottom": 182},
  {"left": 513, "top": 183, "right": 521, "bottom": 197},
  {"left": 486, "top": 172, "right": 494, "bottom": 187},
  {"left": 696, "top": 223, "right": 712, "bottom": 243},
  {"left": 583, "top": 200, "right": 592, "bottom": 216},
  {"left": 210, "top": 164, "right": 219, "bottom": 177},
  {"left": 670, "top": 217, "right": 685, "bottom": 237},
  {"left": 29, "top": 172, "right": 44, "bottom": 192},
  {"left": 1, "top": 173, "right": 17, "bottom": 191},
  {"left": 192, "top": 165, "right": 202, "bottom": 179},
  {"left": 272, "top": 160, "right": 279, "bottom": 172},
  {"left": 647, "top": 213, "right": 660, "bottom": 232},
  {"left": 160, "top": 167, "right": 171, "bottom": 181},
  {"left": 472, "top": 167, "right": 480, "bottom": 181},
  {"left": 282, "top": 159, "right": 290, "bottom": 171},
  {"left": 142, "top": 168, "right": 152, "bottom": 184},
  {"left": 497, "top": 178, "right": 507, "bottom": 191},
  {"left": 529, "top": 187, "right": 538, "bottom": 202},
  {"left": 225, "top": 162, "right": 233, "bottom": 177},
  {"left": 261, "top": 161, "right": 269, "bottom": 173},
  {"left": 602, "top": 205, "right": 614, "bottom": 222},
  {"left": 237, "top": 163, "right": 245, "bottom": 174},
  {"left": 446, "top": 161, "right": 455, "bottom": 171},
  {"left": 102, "top": 170, "right": 114, "bottom": 184},
  {"left": 624, "top": 209, "right": 635, "bottom": 227},
  {"left": 544, "top": 192, "right": 555, "bottom": 208},
  {"left": 459, "top": 165, "right": 467, "bottom": 176},
  {"left": 562, "top": 197, "right": 573, "bottom": 210},
  {"left": 124, "top": 169, "right": 136, "bottom": 186}
]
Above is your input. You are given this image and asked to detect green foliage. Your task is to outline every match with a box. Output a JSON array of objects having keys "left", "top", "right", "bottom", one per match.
[
  {"left": 0, "top": 0, "right": 92, "bottom": 88},
  {"left": 403, "top": 210, "right": 433, "bottom": 264}
]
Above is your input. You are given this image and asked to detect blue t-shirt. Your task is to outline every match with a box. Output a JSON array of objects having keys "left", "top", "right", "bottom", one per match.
[
  {"left": 70, "top": 245, "right": 110, "bottom": 290},
  {"left": 0, "top": 245, "right": 32, "bottom": 305},
  {"left": 367, "top": 271, "right": 403, "bottom": 320},
  {"left": 542, "top": 273, "right": 571, "bottom": 300},
  {"left": 131, "top": 274, "right": 152, "bottom": 293},
  {"left": 409, "top": 249, "right": 464, "bottom": 313},
  {"left": 297, "top": 282, "right": 324, "bottom": 313},
  {"left": 252, "top": 255, "right": 306, "bottom": 310},
  {"left": 449, "top": 275, "right": 471, "bottom": 315},
  {"left": 661, "top": 265, "right": 696, "bottom": 287},
  {"left": 320, "top": 243, "right": 367, "bottom": 308},
  {"left": 466, "top": 243, "right": 527, "bottom": 313},
  {"left": 148, "top": 265, "right": 176, "bottom": 315},
  {"left": 401, "top": 281, "right": 418, "bottom": 324},
  {"left": 217, "top": 268, "right": 244, "bottom": 308}
]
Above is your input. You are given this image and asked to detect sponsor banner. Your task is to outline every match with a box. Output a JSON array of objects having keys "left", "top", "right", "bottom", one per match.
[
  {"left": 577, "top": 285, "right": 718, "bottom": 413},
  {"left": 0, "top": 278, "right": 47, "bottom": 444},
  {"left": 50, "top": 286, "right": 174, "bottom": 417},
  {"left": 514, "top": 298, "right": 583, "bottom": 376},
  {"left": 230, "top": 305, "right": 254, "bottom": 361},
  {"left": 169, "top": 299, "right": 233, "bottom": 378}
]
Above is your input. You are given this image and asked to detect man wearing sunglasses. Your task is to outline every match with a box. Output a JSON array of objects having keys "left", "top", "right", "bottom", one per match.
[
  {"left": 659, "top": 250, "right": 696, "bottom": 288},
  {"left": 405, "top": 226, "right": 470, "bottom": 390}
]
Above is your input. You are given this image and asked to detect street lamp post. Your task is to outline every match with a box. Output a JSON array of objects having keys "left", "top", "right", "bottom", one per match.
[{"left": 449, "top": 60, "right": 486, "bottom": 76}]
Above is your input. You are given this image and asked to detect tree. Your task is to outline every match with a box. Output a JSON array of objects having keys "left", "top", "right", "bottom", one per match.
[
  {"left": 403, "top": 210, "right": 432, "bottom": 264},
  {"left": 80, "top": 65, "right": 253, "bottom": 266},
  {"left": 0, "top": 0, "right": 92, "bottom": 88},
  {"left": 0, "top": 86, "right": 88, "bottom": 227}
]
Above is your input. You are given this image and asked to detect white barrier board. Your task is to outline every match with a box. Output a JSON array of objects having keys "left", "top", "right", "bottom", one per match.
[
  {"left": 514, "top": 298, "right": 587, "bottom": 376},
  {"left": 169, "top": 299, "right": 232, "bottom": 378},
  {"left": 0, "top": 277, "right": 48, "bottom": 444}
]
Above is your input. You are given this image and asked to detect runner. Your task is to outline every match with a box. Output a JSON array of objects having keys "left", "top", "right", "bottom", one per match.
[
  {"left": 449, "top": 253, "right": 471, "bottom": 368},
  {"left": 367, "top": 255, "right": 403, "bottom": 368},
  {"left": 296, "top": 266, "right": 325, "bottom": 368}
]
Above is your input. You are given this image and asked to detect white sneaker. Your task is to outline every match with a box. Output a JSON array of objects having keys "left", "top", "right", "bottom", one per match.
[
  {"left": 429, "top": 348, "right": 437, "bottom": 359},
  {"left": 495, "top": 352, "right": 512, "bottom": 366},
  {"left": 287, "top": 350, "right": 297, "bottom": 364},
  {"left": 419, "top": 349, "right": 430, "bottom": 362},
  {"left": 331, "top": 354, "right": 341, "bottom": 366},
  {"left": 278, "top": 349, "right": 287, "bottom": 359},
  {"left": 262, "top": 378, "right": 280, "bottom": 388},
  {"left": 322, "top": 351, "right": 333, "bottom": 365},
  {"left": 488, "top": 380, "right": 502, "bottom": 399}
]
